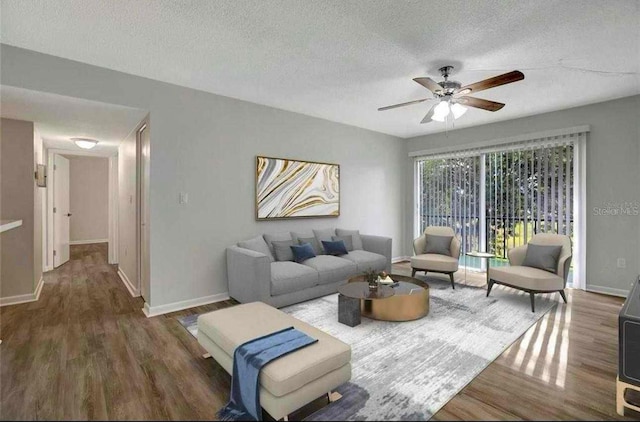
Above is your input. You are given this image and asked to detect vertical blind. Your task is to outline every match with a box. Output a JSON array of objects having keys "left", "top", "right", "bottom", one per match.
[
  {"left": 485, "top": 139, "right": 574, "bottom": 258},
  {"left": 416, "top": 132, "right": 581, "bottom": 263},
  {"left": 416, "top": 153, "right": 481, "bottom": 254}
]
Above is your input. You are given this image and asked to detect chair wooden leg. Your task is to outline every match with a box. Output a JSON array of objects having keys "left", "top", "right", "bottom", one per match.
[
  {"left": 559, "top": 289, "right": 568, "bottom": 304},
  {"left": 486, "top": 280, "right": 494, "bottom": 297},
  {"left": 530, "top": 292, "right": 536, "bottom": 312},
  {"left": 411, "top": 268, "right": 417, "bottom": 277},
  {"left": 449, "top": 273, "right": 455, "bottom": 289}
]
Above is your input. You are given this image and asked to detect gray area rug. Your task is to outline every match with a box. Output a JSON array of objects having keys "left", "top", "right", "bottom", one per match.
[{"left": 177, "top": 276, "right": 558, "bottom": 421}]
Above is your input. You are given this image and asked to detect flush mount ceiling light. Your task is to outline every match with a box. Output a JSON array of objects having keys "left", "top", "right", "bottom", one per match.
[
  {"left": 71, "top": 138, "right": 99, "bottom": 149},
  {"left": 378, "top": 65, "right": 524, "bottom": 124}
]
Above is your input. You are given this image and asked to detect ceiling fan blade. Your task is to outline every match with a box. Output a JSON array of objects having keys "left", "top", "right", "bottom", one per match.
[
  {"left": 454, "top": 70, "right": 524, "bottom": 96},
  {"left": 457, "top": 96, "right": 505, "bottom": 112},
  {"left": 420, "top": 104, "right": 437, "bottom": 124},
  {"left": 413, "top": 77, "right": 443, "bottom": 94},
  {"left": 378, "top": 98, "right": 429, "bottom": 111}
]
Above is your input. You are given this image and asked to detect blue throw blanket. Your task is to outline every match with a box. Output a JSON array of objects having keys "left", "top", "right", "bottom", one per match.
[{"left": 217, "top": 327, "right": 318, "bottom": 421}]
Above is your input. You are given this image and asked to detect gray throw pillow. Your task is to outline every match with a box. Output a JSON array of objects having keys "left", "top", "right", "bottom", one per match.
[
  {"left": 237, "top": 236, "right": 275, "bottom": 262},
  {"left": 271, "top": 240, "right": 294, "bottom": 262},
  {"left": 332, "top": 235, "right": 353, "bottom": 252},
  {"left": 424, "top": 234, "right": 453, "bottom": 256},
  {"left": 313, "top": 228, "right": 336, "bottom": 253},
  {"left": 263, "top": 232, "right": 293, "bottom": 254},
  {"left": 522, "top": 244, "right": 562, "bottom": 273},
  {"left": 336, "top": 229, "right": 363, "bottom": 250},
  {"left": 297, "top": 237, "right": 322, "bottom": 256}
]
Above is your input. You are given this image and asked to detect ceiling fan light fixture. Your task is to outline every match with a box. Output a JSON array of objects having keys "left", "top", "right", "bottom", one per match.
[
  {"left": 457, "top": 88, "right": 472, "bottom": 96},
  {"left": 451, "top": 103, "right": 468, "bottom": 119},
  {"left": 432, "top": 100, "right": 450, "bottom": 120},
  {"left": 431, "top": 113, "right": 446, "bottom": 122},
  {"left": 71, "top": 138, "right": 99, "bottom": 149}
]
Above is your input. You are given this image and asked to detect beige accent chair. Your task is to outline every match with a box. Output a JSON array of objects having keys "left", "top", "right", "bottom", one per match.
[
  {"left": 411, "top": 226, "right": 461, "bottom": 289},
  {"left": 488, "top": 233, "right": 572, "bottom": 312}
]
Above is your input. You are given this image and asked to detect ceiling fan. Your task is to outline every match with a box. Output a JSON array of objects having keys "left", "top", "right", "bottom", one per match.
[{"left": 378, "top": 66, "right": 524, "bottom": 124}]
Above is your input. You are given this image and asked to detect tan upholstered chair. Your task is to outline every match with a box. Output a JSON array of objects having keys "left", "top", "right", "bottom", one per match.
[
  {"left": 411, "top": 226, "right": 461, "bottom": 289},
  {"left": 488, "top": 233, "right": 572, "bottom": 312}
]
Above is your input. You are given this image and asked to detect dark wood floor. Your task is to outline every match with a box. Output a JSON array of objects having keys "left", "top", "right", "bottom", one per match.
[{"left": 1, "top": 244, "right": 638, "bottom": 420}]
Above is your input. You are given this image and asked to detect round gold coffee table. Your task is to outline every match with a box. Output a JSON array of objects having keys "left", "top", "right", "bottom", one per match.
[{"left": 341, "top": 274, "right": 430, "bottom": 324}]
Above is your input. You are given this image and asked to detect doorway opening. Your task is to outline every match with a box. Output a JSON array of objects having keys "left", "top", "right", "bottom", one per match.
[
  {"left": 51, "top": 153, "right": 111, "bottom": 268},
  {"left": 0, "top": 85, "right": 150, "bottom": 310}
]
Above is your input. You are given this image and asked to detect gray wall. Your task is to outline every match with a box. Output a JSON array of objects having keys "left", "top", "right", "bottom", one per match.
[
  {"left": 0, "top": 118, "right": 41, "bottom": 298},
  {"left": 405, "top": 95, "right": 640, "bottom": 295},
  {"left": 66, "top": 156, "right": 109, "bottom": 242},
  {"left": 0, "top": 45, "right": 406, "bottom": 308}
]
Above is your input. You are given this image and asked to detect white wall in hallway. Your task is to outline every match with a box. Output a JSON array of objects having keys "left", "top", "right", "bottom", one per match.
[{"left": 65, "top": 155, "right": 109, "bottom": 243}]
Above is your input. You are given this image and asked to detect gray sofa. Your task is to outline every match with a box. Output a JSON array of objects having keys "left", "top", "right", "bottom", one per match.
[{"left": 227, "top": 228, "right": 392, "bottom": 308}]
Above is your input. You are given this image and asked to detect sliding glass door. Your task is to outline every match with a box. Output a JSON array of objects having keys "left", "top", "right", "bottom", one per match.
[
  {"left": 485, "top": 144, "right": 574, "bottom": 259},
  {"left": 416, "top": 139, "right": 577, "bottom": 281},
  {"left": 416, "top": 155, "right": 481, "bottom": 258}
]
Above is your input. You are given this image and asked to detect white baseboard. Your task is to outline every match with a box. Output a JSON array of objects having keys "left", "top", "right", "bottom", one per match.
[
  {"left": 117, "top": 268, "right": 141, "bottom": 297},
  {"left": 142, "top": 292, "right": 230, "bottom": 318},
  {"left": 586, "top": 284, "right": 630, "bottom": 298},
  {"left": 392, "top": 256, "right": 410, "bottom": 263},
  {"left": 0, "top": 276, "right": 44, "bottom": 307},
  {"left": 70, "top": 239, "right": 108, "bottom": 245}
]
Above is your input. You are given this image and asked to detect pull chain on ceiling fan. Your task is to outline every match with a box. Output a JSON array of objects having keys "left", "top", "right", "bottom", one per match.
[{"left": 378, "top": 66, "right": 524, "bottom": 124}]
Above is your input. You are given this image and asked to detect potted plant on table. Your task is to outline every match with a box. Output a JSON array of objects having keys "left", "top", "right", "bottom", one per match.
[{"left": 364, "top": 269, "right": 380, "bottom": 291}]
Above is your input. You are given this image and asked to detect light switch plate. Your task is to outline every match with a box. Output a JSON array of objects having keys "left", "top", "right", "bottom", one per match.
[
  {"left": 179, "top": 192, "right": 189, "bottom": 204},
  {"left": 617, "top": 258, "right": 626, "bottom": 269}
]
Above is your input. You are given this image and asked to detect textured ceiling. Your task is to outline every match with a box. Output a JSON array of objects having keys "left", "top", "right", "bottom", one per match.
[
  {"left": 1, "top": 86, "right": 147, "bottom": 155},
  {"left": 1, "top": 0, "right": 638, "bottom": 138}
]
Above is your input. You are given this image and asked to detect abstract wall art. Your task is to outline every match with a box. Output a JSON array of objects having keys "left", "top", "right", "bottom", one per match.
[{"left": 256, "top": 156, "right": 340, "bottom": 219}]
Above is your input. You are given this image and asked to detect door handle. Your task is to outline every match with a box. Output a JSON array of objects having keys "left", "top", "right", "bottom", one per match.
[{"left": 67, "top": 213, "right": 72, "bottom": 217}]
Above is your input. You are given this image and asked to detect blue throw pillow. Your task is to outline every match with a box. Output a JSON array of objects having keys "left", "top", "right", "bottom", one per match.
[
  {"left": 291, "top": 243, "right": 316, "bottom": 263},
  {"left": 321, "top": 240, "right": 348, "bottom": 256}
]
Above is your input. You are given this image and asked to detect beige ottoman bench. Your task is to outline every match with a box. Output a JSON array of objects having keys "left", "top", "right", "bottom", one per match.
[{"left": 197, "top": 302, "right": 351, "bottom": 421}]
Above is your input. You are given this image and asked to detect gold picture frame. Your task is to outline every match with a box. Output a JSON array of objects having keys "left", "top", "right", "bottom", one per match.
[{"left": 256, "top": 156, "right": 340, "bottom": 220}]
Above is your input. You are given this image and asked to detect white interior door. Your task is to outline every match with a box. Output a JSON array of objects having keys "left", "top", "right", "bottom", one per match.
[
  {"left": 53, "top": 154, "right": 71, "bottom": 267},
  {"left": 138, "top": 125, "right": 151, "bottom": 301}
]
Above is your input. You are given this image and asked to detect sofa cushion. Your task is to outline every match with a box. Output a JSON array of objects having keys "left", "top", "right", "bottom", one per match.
[
  {"left": 264, "top": 232, "right": 293, "bottom": 255},
  {"left": 291, "top": 230, "right": 314, "bottom": 243},
  {"left": 270, "top": 261, "right": 319, "bottom": 296},
  {"left": 411, "top": 253, "right": 459, "bottom": 272},
  {"left": 197, "top": 302, "right": 351, "bottom": 398},
  {"left": 291, "top": 243, "right": 317, "bottom": 263},
  {"left": 341, "top": 250, "right": 387, "bottom": 272},
  {"left": 296, "top": 236, "right": 322, "bottom": 256},
  {"left": 332, "top": 235, "right": 353, "bottom": 252},
  {"left": 322, "top": 240, "right": 349, "bottom": 256},
  {"left": 313, "top": 228, "right": 336, "bottom": 253},
  {"left": 301, "top": 255, "right": 356, "bottom": 285},
  {"left": 238, "top": 236, "right": 274, "bottom": 262},
  {"left": 336, "top": 229, "right": 363, "bottom": 250},
  {"left": 489, "top": 265, "right": 564, "bottom": 291},
  {"left": 272, "top": 239, "right": 295, "bottom": 262}
]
